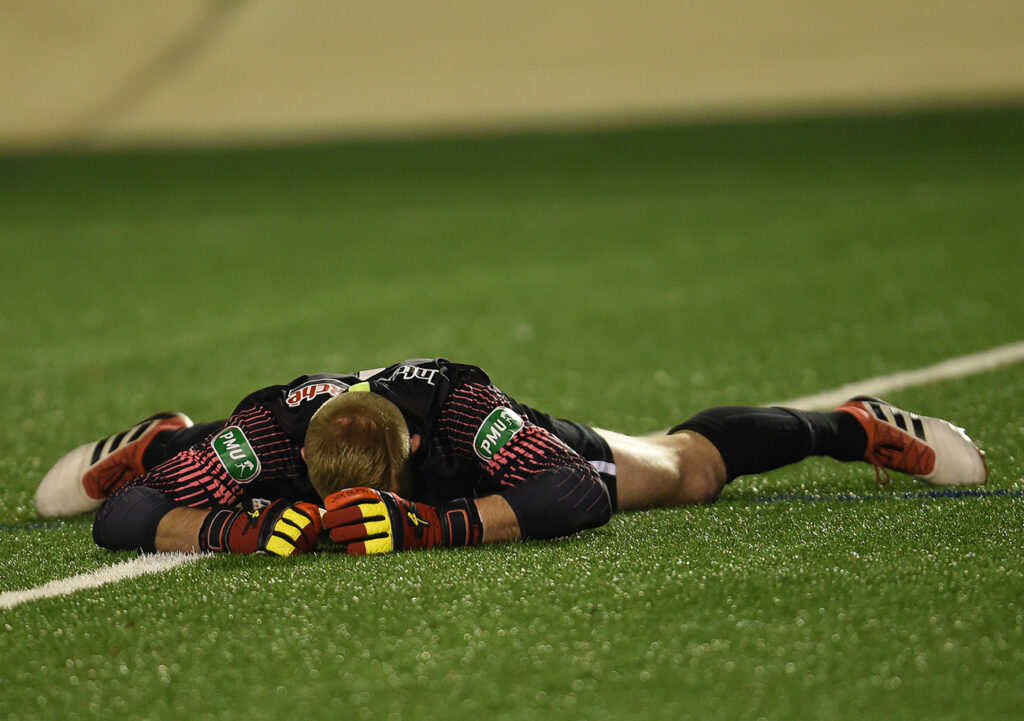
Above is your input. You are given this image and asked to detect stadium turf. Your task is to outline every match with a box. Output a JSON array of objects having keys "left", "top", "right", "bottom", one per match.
[{"left": 1, "top": 105, "right": 1022, "bottom": 720}]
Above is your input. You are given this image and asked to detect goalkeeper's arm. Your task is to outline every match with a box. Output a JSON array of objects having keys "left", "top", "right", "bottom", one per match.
[
  {"left": 322, "top": 463, "right": 613, "bottom": 555},
  {"left": 434, "top": 386, "right": 615, "bottom": 544},
  {"left": 93, "top": 486, "right": 322, "bottom": 556}
]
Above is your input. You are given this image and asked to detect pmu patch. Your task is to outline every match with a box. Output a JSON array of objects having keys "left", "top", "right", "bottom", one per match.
[
  {"left": 211, "top": 426, "right": 262, "bottom": 483},
  {"left": 473, "top": 407, "right": 525, "bottom": 461},
  {"left": 285, "top": 380, "right": 349, "bottom": 407}
]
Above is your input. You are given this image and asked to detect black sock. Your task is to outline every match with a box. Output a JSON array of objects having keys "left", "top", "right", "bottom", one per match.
[
  {"left": 802, "top": 409, "right": 868, "bottom": 463},
  {"left": 670, "top": 406, "right": 867, "bottom": 481}
]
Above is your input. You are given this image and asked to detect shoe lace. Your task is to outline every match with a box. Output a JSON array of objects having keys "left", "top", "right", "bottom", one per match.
[
  {"left": 865, "top": 440, "right": 907, "bottom": 486},
  {"left": 868, "top": 460, "right": 892, "bottom": 486}
]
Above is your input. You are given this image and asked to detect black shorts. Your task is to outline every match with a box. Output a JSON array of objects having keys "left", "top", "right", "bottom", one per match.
[{"left": 520, "top": 407, "right": 619, "bottom": 511}]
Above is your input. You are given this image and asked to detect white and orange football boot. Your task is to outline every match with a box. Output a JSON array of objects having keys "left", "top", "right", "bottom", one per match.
[
  {"left": 835, "top": 396, "right": 987, "bottom": 486},
  {"left": 34, "top": 412, "right": 193, "bottom": 518}
]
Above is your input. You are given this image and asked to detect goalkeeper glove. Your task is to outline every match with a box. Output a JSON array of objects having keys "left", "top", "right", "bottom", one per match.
[
  {"left": 199, "top": 498, "right": 323, "bottom": 556},
  {"left": 322, "top": 487, "right": 482, "bottom": 555}
]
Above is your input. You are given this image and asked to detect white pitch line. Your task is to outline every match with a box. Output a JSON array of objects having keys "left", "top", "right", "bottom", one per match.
[
  {"left": 772, "top": 340, "right": 1024, "bottom": 410},
  {"left": 0, "top": 553, "right": 203, "bottom": 611}
]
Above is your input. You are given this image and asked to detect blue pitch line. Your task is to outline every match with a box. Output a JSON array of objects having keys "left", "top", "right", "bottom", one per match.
[
  {"left": 0, "top": 519, "right": 92, "bottom": 533},
  {"left": 748, "top": 488, "right": 1024, "bottom": 505}
]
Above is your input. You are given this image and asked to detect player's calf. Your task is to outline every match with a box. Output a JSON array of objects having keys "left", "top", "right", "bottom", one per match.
[
  {"left": 604, "top": 430, "right": 727, "bottom": 511},
  {"left": 668, "top": 431, "right": 728, "bottom": 505}
]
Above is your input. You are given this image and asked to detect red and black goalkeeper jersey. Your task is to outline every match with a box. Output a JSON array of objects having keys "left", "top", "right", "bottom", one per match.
[{"left": 128, "top": 358, "right": 614, "bottom": 539}]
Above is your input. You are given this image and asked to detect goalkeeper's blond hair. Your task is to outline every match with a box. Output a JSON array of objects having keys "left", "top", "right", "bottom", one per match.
[{"left": 303, "top": 392, "right": 411, "bottom": 499}]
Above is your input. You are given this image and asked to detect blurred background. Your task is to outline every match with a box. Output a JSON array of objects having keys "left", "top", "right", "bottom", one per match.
[{"left": 4, "top": 0, "right": 1023, "bottom": 152}]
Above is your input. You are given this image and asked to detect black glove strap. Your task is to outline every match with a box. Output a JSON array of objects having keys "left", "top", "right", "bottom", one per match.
[
  {"left": 198, "top": 508, "right": 242, "bottom": 552},
  {"left": 436, "top": 498, "right": 483, "bottom": 547}
]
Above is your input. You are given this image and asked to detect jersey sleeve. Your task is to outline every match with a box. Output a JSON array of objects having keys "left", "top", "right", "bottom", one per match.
[
  {"left": 124, "top": 401, "right": 305, "bottom": 508},
  {"left": 434, "top": 382, "right": 612, "bottom": 540}
]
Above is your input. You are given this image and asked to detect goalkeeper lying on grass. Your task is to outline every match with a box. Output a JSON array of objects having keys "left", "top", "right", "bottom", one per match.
[{"left": 35, "top": 358, "right": 988, "bottom": 556}]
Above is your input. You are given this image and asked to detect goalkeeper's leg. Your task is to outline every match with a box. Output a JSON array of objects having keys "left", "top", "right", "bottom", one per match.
[
  {"left": 35, "top": 412, "right": 195, "bottom": 518},
  {"left": 598, "top": 428, "right": 728, "bottom": 509},
  {"left": 35, "top": 415, "right": 226, "bottom": 519},
  {"left": 604, "top": 405, "right": 868, "bottom": 510}
]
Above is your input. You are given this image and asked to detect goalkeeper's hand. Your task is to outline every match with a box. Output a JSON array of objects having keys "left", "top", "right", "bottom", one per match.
[
  {"left": 322, "top": 487, "right": 482, "bottom": 555},
  {"left": 198, "top": 498, "right": 323, "bottom": 556}
]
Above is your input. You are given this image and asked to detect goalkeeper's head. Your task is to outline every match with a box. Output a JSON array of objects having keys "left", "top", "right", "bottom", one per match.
[{"left": 303, "top": 392, "right": 412, "bottom": 500}]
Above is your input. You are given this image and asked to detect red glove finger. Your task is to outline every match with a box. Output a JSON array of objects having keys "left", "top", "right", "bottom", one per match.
[
  {"left": 281, "top": 501, "right": 324, "bottom": 555},
  {"left": 325, "top": 508, "right": 390, "bottom": 546},
  {"left": 322, "top": 504, "right": 380, "bottom": 532}
]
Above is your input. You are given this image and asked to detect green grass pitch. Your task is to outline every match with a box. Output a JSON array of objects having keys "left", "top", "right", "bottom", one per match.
[{"left": 1, "top": 106, "right": 1022, "bottom": 720}]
